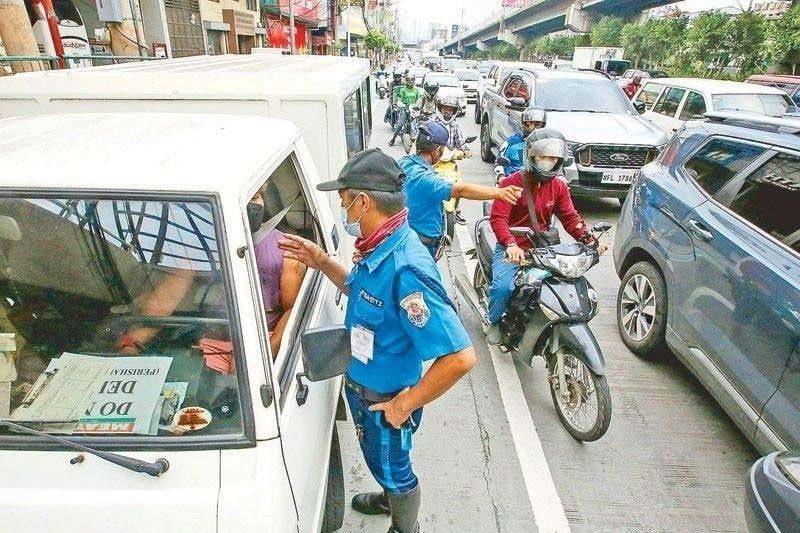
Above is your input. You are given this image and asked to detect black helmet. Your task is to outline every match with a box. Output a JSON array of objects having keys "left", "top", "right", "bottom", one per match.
[
  {"left": 523, "top": 129, "right": 569, "bottom": 184},
  {"left": 424, "top": 81, "right": 439, "bottom": 97}
]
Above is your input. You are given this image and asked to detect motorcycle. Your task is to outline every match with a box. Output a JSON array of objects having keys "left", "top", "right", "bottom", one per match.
[
  {"left": 456, "top": 216, "right": 613, "bottom": 442},
  {"left": 377, "top": 74, "right": 388, "bottom": 99},
  {"left": 434, "top": 136, "right": 477, "bottom": 241},
  {"left": 400, "top": 104, "right": 422, "bottom": 154}
]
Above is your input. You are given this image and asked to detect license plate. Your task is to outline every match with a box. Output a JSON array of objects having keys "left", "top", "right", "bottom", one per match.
[{"left": 601, "top": 170, "right": 637, "bottom": 184}]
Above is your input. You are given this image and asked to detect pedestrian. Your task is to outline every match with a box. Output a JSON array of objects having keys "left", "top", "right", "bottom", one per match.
[{"left": 278, "top": 148, "right": 477, "bottom": 533}]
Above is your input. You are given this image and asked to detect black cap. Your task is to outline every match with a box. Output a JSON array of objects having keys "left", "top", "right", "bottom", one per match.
[{"left": 317, "top": 148, "right": 405, "bottom": 193}]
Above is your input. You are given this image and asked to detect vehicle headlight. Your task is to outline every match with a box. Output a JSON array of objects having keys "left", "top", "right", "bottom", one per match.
[{"left": 542, "top": 253, "right": 594, "bottom": 278}]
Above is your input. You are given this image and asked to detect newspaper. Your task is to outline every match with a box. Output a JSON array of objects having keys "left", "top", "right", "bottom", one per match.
[{"left": 11, "top": 353, "right": 172, "bottom": 435}]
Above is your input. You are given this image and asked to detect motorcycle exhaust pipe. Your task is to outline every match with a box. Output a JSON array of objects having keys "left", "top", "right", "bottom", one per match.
[{"left": 454, "top": 273, "right": 489, "bottom": 326}]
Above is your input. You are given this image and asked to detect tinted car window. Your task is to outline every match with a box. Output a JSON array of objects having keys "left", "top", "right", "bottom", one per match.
[
  {"left": 503, "top": 77, "right": 521, "bottom": 98},
  {"left": 636, "top": 82, "right": 664, "bottom": 109},
  {"left": 684, "top": 138, "right": 765, "bottom": 195},
  {"left": 679, "top": 91, "right": 707, "bottom": 121},
  {"left": 343, "top": 89, "right": 364, "bottom": 159},
  {"left": 728, "top": 153, "right": 800, "bottom": 252},
  {"left": 653, "top": 86, "right": 685, "bottom": 117}
]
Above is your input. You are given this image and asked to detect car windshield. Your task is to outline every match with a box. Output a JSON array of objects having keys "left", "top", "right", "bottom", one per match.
[
  {"left": 0, "top": 196, "right": 245, "bottom": 441},
  {"left": 712, "top": 93, "right": 793, "bottom": 117},
  {"left": 425, "top": 74, "right": 460, "bottom": 87},
  {"left": 536, "top": 77, "right": 633, "bottom": 114},
  {"left": 455, "top": 70, "right": 479, "bottom": 81}
]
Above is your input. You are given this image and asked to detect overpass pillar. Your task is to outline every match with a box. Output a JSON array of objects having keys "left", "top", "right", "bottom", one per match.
[
  {"left": 498, "top": 30, "right": 519, "bottom": 47},
  {"left": 476, "top": 39, "right": 491, "bottom": 52},
  {"left": 565, "top": 1, "right": 591, "bottom": 33}
]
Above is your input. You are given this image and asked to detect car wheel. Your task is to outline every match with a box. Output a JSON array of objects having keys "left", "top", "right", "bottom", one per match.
[
  {"left": 480, "top": 117, "right": 494, "bottom": 163},
  {"left": 616, "top": 261, "right": 668, "bottom": 357},
  {"left": 473, "top": 98, "right": 481, "bottom": 124},
  {"left": 320, "top": 425, "right": 345, "bottom": 532}
]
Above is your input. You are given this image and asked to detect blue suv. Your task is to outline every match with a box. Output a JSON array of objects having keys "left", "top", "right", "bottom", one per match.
[{"left": 613, "top": 112, "right": 800, "bottom": 454}]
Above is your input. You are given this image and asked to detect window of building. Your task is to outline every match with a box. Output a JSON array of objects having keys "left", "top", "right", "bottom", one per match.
[
  {"left": 652, "top": 86, "right": 686, "bottom": 117},
  {"left": 728, "top": 152, "right": 800, "bottom": 252},
  {"left": 0, "top": 195, "right": 249, "bottom": 442},
  {"left": 679, "top": 91, "right": 707, "bottom": 121},
  {"left": 684, "top": 138, "right": 766, "bottom": 195}
]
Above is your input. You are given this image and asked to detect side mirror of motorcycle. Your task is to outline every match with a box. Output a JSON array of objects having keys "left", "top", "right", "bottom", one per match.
[
  {"left": 496, "top": 156, "right": 511, "bottom": 167},
  {"left": 592, "top": 222, "right": 612, "bottom": 233},
  {"left": 464, "top": 135, "right": 477, "bottom": 144}
]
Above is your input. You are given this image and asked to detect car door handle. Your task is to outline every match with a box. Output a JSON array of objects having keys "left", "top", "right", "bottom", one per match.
[
  {"left": 658, "top": 205, "right": 677, "bottom": 222},
  {"left": 687, "top": 219, "right": 714, "bottom": 241}
]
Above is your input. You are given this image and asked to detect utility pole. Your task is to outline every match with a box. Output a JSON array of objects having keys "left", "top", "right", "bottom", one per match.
[
  {"left": 288, "top": 0, "right": 296, "bottom": 54},
  {"left": 0, "top": 0, "right": 44, "bottom": 73}
]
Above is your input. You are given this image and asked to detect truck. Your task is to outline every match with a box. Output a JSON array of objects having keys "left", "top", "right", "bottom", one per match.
[{"left": 571, "top": 47, "right": 631, "bottom": 78}]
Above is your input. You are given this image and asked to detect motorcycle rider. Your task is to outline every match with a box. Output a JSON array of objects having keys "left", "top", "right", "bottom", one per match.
[
  {"left": 487, "top": 131, "right": 607, "bottom": 342},
  {"left": 497, "top": 106, "right": 547, "bottom": 178},
  {"left": 418, "top": 81, "right": 439, "bottom": 121},
  {"left": 389, "top": 73, "right": 423, "bottom": 147},
  {"left": 384, "top": 72, "right": 405, "bottom": 125},
  {"left": 432, "top": 94, "right": 468, "bottom": 152},
  {"left": 624, "top": 72, "right": 643, "bottom": 99},
  {"left": 399, "top": 121, "right": 522, "bottom": 258}
]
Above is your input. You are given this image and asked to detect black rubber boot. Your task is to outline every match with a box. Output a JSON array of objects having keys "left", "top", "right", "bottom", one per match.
[
  {"left": 387, "top": 485, "right": 421, "bottom": 533},
  {"left": 351, "top": 491, "right": 390, "bottom": 516}
]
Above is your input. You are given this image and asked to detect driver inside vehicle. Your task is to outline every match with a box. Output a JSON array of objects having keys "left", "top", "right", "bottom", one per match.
[{"left": 488, "top": 132, "right": 607, "bottom": 342}]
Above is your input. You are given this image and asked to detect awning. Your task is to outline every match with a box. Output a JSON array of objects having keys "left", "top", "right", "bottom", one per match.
[{"left": 203, "top": 20, "right": 230, "bottom": 32}]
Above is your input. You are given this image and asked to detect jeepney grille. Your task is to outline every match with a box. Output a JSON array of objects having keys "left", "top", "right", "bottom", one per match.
[{"left": 577, "top": 145, "right": 658, "bottom": 169}]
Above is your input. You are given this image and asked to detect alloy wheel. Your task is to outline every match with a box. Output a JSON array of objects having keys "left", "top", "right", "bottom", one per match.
[{"left": 620, "top": 274, "right": 657, "bottom": 342}]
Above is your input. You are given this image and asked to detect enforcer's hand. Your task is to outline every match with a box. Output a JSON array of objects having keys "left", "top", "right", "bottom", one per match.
[
  {"left": 278, "top": 234, "right": 328, "bottom": 270},
  {"left": 495, "top": 185, "right": 523, "bottom": 204}
]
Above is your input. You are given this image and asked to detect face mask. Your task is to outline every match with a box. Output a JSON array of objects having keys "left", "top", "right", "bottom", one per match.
[
  {"left": 340, "top": 194, "right": 365, "bottom": 238},
  {"left": 247, "top": 201, "right": 264, "bottom": 233},
  {"left": 535, "top": 157, "right": 558, "bottom": 172}
]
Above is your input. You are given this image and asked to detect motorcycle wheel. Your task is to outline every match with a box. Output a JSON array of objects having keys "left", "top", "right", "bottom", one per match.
[
  {"left": 547, "top": 350, "right": 611, "bottom": 442},
  {"left": 445, "top": 211, "right": 455, "bottom": 242},
  {"left": 472, "top": 264, "right": 488, "bottom": 306}
]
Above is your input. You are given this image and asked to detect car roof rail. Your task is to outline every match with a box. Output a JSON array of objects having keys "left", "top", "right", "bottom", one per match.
[
  {"left": 576, "top": 68, "right": 613, "bottom": 80},
  {"left": 703, "top": 111, "right": 800, "bottom": 136}
]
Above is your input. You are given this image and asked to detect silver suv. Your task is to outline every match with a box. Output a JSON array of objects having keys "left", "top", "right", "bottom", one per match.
[{"left": 480, "top": 68, "right": 668, "bottom": 202}]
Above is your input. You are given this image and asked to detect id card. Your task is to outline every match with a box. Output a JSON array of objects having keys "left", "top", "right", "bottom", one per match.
[{"left": 351, "top": 325, "right": 374, "bottom": 365}]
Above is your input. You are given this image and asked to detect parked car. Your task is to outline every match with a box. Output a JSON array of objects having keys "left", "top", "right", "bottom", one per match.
[
  {"left": 614, "top": 112, "right": 800, "bottom": 454},
  {"left": 746, "top": 74, "right": 800, "bottom": 106},
  {"left": 745, "top": 452, "right": 800, "bottom": 533},
  {"left": 476, "top": 60, "right": 494, "bottom": 78},
  {"left": 616, "top": 68, "right": 669, "bottom": 89},
  {"left": 479, "top": 67, "right": 667, "bottom": 202},
  {"left": 422, "top": 71, "right": 467, "bottom": 115},
  {"left": 474, "top": 61, "right": 536, "bottom": 124},
  {"left": 0, "top": 112, "right": 348, "bottom": 532},
  {"left": 634, "top": 78, "right": 794, "bottom": 136},
  {"left": 442, "top": 58, "right": 468, "bottom": 72},
  {"left": 454, "top": 68, "right": 480, "bottom": 103}
]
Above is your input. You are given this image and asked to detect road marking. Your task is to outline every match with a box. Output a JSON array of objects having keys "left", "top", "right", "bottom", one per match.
[{"left": 453, "top": 222, "right": 572, "bottom": 533}]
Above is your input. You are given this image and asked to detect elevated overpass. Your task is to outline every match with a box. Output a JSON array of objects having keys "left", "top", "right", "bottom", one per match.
[{"left": 441, "top": 0, "right": 678, "bottom": 55}]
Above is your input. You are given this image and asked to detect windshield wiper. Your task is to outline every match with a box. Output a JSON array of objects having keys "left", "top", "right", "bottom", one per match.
[{"left": 0, "top": 419, "right": 170, "bottom": 477}]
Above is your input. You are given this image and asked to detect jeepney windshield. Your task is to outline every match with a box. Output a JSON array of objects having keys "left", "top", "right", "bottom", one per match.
[{"left": 0, "top": 196, "right": 245, "bottom": 441}]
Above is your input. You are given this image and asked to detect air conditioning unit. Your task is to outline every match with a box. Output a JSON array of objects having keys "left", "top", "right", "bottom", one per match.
[{"left": 96, "top": 0, "right": 123, "bottom": 23}]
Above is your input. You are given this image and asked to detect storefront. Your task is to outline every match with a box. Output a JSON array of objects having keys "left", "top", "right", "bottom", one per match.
[
  {"left": 222, "top": 8, "right": 256, "bottom": 53},
  {"left": 203, "top": 20, "right": 230, "bottom": 55}
]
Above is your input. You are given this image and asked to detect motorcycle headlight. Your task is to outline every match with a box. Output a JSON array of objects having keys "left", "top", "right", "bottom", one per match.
[{"left": 542, "top": 253, "right": 594, "bottom": 278}]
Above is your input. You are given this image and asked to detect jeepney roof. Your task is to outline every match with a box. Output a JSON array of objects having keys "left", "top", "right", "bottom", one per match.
[
  {"left": 0, "top": 54, "right": 371, "bottom": 101},
  {"left": 0, "top": 113, "right": 300, "bottom": 193}
]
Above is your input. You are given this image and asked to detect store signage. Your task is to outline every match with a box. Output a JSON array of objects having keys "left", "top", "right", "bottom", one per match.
[{"left": 235, "top": 10, "right": 255, "bottom": 35}]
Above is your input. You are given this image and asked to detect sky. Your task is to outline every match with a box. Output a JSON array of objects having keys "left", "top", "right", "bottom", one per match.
[{"left": 395, "top": 0, "right": 759, "bottom": 41}]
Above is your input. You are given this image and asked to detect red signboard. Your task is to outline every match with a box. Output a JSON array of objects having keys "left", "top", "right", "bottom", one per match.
[{"left": 267, "top": 15, "right": 308, "bottom": 51}]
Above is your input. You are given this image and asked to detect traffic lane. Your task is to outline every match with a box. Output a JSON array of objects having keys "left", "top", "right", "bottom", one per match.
[
  {"left": 456, "top": 109, "right": 757, "bottom": 532},
  {"left": 337, "top": 98, "right": 537, "bottom": 533}
]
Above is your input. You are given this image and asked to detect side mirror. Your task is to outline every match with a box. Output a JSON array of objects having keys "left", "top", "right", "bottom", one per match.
[
  {"left": 510, "top": 227, "right": 534, "bottom": 239},
  {"left": 634, "top": 101, "right": 646, "bottom": 114},
  {"left": 464, "top": 135, "right": 477, "bottom": 144},
  {"left": 0, "top": 216, "right": 21, "bottom": 242},
  {"left": 300, "top": 326, "right": 350, "bottom": 382},
  {"left": 496, "top": 155, "right": 511, "bottom": 167},
  {"left": 592, "top": 222, "right": 612, "bottom": 233},
  {"left": 508, "top": 97, "right": 527, "bottom": 108}
]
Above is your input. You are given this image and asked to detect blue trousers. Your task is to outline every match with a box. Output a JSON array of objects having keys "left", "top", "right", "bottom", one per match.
[
  {"left": 345, "top": 386, "right": 424, "bottom": 494},
  {"left": 488, "top": 244, "right": 519, "bottom": 324}
]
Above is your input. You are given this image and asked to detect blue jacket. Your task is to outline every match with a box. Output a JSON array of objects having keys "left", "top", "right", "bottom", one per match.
[{"left": 503, "top": 132, "right": 525, "bottom": 175}]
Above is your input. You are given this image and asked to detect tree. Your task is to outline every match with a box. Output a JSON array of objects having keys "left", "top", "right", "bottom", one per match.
[
  {"left": 590, "top": 16, "right": 625, "bottom": 46},
  {"left": 491, "top": 43, "right": 520, "bottom": 60},
  {"left": 771, "top": 5, "right": 800, "bottom": 73},
  {"left": 648, "top": 16, "right": 688, "bottom": 69},
  {"left": 685, "top": 11, "right": 733, "bottom": 75},
  {"left": 727, "top": 10, "right": 767, "bottom": 77},
  {"left": 621, "top": 22, "right": 648, "bottom": 67}
]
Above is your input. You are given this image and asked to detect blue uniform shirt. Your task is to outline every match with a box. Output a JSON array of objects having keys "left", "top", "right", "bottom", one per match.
[
  {"left": 398, "top": 155, "right": 453, "bottom": 239},
  {"left": 503, "top": 132, "right": 525, "bottom": 175},
  {"left": 344, "top": 222, "right": 472, "bottom": 393}
]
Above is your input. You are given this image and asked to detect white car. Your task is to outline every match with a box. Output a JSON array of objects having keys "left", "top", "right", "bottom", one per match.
[
  {"left": 454, "top": 68, "right": 480, "bottom": 103},
  {"left": 474, "top": 61, "right": 541, "bottom": 124},
  {"left": 0, "top": 112, "right": 348, "bottom": 532},
  {"left": 634, "top": 77, "right": 795, "bottom": 136},
  {"left": 423, "top": 71, "right": 468, "bottom": 116}
]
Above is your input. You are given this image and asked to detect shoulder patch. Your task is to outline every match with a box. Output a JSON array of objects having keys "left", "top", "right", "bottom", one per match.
[{"left": 400, "top": 292, "right": 431, "bottom": 328}]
